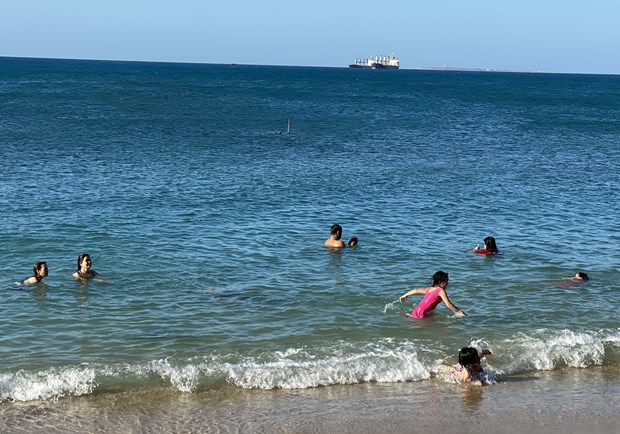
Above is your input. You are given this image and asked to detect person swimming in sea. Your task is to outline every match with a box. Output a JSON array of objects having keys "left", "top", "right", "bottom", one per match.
[
  {"left": 72, "top": 253, "right": 102, "bottom": 280},
  {"left": 572, "top": 272, "right": 589, "bottom": 281},
  {"left": 399, "top": 271, "right": 465, "bottom": 318},
  {"left": 557, "top": 271, "right": 590, "bottom": 287},
  {"left": 325, "top": 224, "right": 345, "bottom": 248},
  {"left": 325, "top": 224, "right": 358, "bottom": 249},
  {"left": 22, "top": 261, "right": 48, "bottom": 285},
  {"left": 473, "top": 236, "right": 498, "bottom": 255}
]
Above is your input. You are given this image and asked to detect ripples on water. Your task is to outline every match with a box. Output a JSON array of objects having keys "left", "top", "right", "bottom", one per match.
[{"left": 1, "top": 59, "right": 620, "bottom": 400}]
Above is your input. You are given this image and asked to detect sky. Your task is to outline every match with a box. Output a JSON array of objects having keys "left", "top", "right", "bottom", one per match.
[{"left": 2, "top": 0, "right": 619, "bottom": 74}]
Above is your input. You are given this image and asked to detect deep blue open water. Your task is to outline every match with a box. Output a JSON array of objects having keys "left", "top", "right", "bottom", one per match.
[{"left": 1, "top": 57, "right": 620, "bottom": 405}]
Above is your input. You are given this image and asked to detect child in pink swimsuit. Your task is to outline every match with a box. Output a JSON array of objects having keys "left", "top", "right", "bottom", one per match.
[{"left": 399, "top": 271, "right": 465, "bottom": 318}]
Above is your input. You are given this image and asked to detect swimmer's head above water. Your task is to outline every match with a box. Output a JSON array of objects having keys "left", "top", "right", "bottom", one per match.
[
  {"left": 330, "top": 224, "right": 342, "bottom": 240},
  {"left": 574, "top": 272, "right": 589, "bottom": 281}
]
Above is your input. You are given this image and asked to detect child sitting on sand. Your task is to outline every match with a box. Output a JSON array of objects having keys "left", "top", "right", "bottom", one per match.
[{"left": 451, "top": 347, "right": 494, "bottom": 386}]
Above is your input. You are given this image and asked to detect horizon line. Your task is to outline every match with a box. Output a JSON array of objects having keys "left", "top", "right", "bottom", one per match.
[{"left": 2, "top": 55, "right": 617, "bottom": 76}]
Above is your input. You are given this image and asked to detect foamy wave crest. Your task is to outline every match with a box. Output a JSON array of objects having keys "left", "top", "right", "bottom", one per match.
[
  {"left": 493, "top": 328, "right": 619, "bottom": 374},
  {"left": 144, "top": 339, "right": 441, "bottom": 390},
  {"left": 0, "top": 339, "right": 438, "bottom": 401},
  {"left": 219, "top": 340, "right": 434, "bottom": 389},
  {"left": 0, "top": 365, "right": 96, "bottom": 402},
  {"left": 3, "top": 329, "right": 619, "bottom": 401},
  {"left": 147, "top": 359, "right": 201, "bottom": 392}
]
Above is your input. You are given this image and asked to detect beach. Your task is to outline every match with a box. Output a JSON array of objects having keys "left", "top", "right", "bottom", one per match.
[
  {"left": 2, "top": 367, "right": 619, "bottom": 433},
  {"left": 1, "top": 58, "right": 620, "bottom": 432}
]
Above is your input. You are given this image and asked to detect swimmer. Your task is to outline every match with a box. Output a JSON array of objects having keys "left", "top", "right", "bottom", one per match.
[
  {"left": 347, "top": 237, "right": 358, "bottom": 247},
  {"left": 557, "top": 271, "right": 590, "bottom": 287},
  {"left": 451, "top": 347, "right": 494, "bottom": 386},
  {"left": 572, "top": 272, "right": 589, "bottom": 281},
  {"left": 22, "top": 261, "right": 48, "bottom": 285},
  {"left": 325, "top": 224, "right": 346, "bottom": 248},
  {"left": 72, "top": 253, "right": 102, "bottom": 280},
  {"left": 399, "top": 271, "right": 465, "bottom": 318},
  {"left": 473, "top": 236, "right": 498, "bottom": 255}
]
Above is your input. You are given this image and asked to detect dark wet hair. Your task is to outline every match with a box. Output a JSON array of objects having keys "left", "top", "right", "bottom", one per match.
[
  {"left": 348, "top": 237, "right": 358, "bottom": 247},
  {"left": 483, "top": 236, "right": 498, "bottom": 253},
  {"left": 576, "top": 272, "right": 589, "bottom": 280},
  {"left": 458, "top": 347, "right": 480, "bottom": 366},
  {"left": 430, "top": 271, "right": 449, "bottom": 287},
  {"left": 77, "top": 253, "right": 91, "bottom": 271},
  {"left": 34, "top": 261, "right": 47, "bottom": 275},
  {"left": 330, "top": 224, "right": 343, "bottom": 237}
]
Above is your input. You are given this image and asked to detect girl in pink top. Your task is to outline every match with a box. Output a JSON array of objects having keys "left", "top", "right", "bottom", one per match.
[{"left": 399, "top": 271, "right": 465, "bottom": 318}]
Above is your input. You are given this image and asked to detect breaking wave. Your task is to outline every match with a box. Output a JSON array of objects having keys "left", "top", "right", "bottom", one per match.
[{"left": 2, "top": 328, "right": 619, "bottom": 402}]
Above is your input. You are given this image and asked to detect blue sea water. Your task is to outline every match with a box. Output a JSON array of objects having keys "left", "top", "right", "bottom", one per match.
[{"left": 1, "top": 57, "right": 620, "bottom": 404}]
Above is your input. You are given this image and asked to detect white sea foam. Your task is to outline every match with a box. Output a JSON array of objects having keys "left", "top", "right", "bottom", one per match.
[
  {"left": 495, "top": 328, "right": 614, "bottom": 374},
  {"left": 1, "top": 330, "right": 619, "bottom": 402},
  {"left": 382, "top": 300, "right": 400, "bottom": 313},
  {"left": 0, "top": 366, "right": 96, "bottom": 402},
  {"left": 148, "top": 359, "right": 200, "bottom": 392},
  {"left": 221, "top": 345, "right": 431, "bottom": 389}
]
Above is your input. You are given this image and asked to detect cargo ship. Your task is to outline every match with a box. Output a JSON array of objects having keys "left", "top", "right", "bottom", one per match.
[{"left": 348, "top": 54, "right": 400, "bottom": 69}]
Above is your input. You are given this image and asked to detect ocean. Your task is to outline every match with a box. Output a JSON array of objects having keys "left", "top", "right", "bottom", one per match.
[{"left": 1, "top": 57, "right": 619, "bottom": 432}]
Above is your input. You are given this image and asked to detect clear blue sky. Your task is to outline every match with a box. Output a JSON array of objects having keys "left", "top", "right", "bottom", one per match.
[{"left": 3, "top": 0, "right": 619, "bottom": 74}]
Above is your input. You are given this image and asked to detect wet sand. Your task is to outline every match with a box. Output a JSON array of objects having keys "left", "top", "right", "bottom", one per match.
[{"left": 1, "top": 367, "right": 619, "bottom": 433}]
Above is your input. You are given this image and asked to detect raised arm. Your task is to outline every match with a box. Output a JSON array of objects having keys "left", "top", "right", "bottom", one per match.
[
  {"left": 438, "top": 289, "right": 465, "bottom": 315},
  {"left": 399, "top": 287, "right": 426, "bottom": 302}
]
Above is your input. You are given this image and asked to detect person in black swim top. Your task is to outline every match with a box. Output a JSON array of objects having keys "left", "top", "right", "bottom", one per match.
[
  {"left": 22, "top": 261, "right": 48, "bottom": 285},
  {"left": 72, "top": 253, "right": 102, "bottom": 280}
]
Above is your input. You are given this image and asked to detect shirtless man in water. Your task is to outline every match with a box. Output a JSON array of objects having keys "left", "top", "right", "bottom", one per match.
[{"left": 324, "top": 224, "right": 346, "bottom": 248}]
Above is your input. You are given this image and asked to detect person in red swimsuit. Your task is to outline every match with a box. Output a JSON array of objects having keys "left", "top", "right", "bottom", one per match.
[
  {"left": 398, "top": 271, "right": 465, "bottom": 318},
  {"left": 473, "top": 236, "right": 498, "bottom": 255}
]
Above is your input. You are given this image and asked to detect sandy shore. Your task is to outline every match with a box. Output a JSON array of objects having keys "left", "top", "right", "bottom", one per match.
[{"left": 1, "top": 366, "right": 619, "bottom": 433}]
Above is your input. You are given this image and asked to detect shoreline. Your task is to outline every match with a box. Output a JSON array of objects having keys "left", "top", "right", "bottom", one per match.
[{"left": 2, "top": 366, "right": 619, "bottom": 433}]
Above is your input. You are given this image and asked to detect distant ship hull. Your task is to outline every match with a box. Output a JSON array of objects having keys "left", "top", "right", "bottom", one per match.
[{"left": 348, "top": 54, "right": 400, "bottom": 70}]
